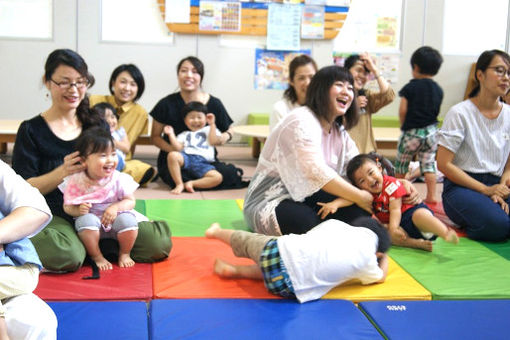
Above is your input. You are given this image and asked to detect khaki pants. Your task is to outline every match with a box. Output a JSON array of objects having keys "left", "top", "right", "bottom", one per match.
[
  {"left": 0, "top": 263, "right": 39, "bottom": 318},
  {"left": 230, "top": 230, "right": 275, "bottom": 265}
]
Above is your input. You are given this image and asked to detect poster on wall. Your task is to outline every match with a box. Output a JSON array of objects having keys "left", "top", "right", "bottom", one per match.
[
  {"left": 376, "top": 16, "right": 398, "bottom": 48},
  {"left": 266, "top": 3, "right": 301, "bottom": 51},
  {"left": 254, "top": 48, "right": 311, "bottom": 90},
  {"left": 301, "top": 5, "right": 325, "bottom": 39},
  {"left": 199, "top": 1, "right": 241, "bottom": 32},
  {"left": 333, "top": 52, "right": 400, "bottom": 86}
]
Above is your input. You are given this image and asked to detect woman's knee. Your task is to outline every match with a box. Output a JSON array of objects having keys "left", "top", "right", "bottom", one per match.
[{"left": 466, "top": 214, "right": 510, "bottom": 242}]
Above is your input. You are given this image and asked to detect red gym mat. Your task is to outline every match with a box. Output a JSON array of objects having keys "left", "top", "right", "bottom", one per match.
[
  {"left": 35, "top": 263, "right": 153, "bottom": 301},
  {"left": 426, "top": 202, "right": 466, "bottom": 237},
  {"left": 153, "top": 237, "right": 278, "bottom": 299}
]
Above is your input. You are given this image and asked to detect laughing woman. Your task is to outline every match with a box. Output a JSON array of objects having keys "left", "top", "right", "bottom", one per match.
[{"left": 437, "top": 49, "right": 510, "bottom": 242}]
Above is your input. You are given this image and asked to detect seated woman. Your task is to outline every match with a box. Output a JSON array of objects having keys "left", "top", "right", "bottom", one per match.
[
  {"left": 0, "top": 160, "right": 57, "bottom": 340},
  {"left": 89, "top": 64, "right": 156, "bottom": 185},
  {"left": 150, "top": 56, "right": 243, "bottom": 190},
  {"left": 437, "top": 49, "right": 510, "bottom": 242},
  {"left": 12, "top": 49, "right": 171, "bottom": 272},
  {"left": 269, "top": 54, "right": 318, "bottom": 131},
  {"left": 344, "top": 53, "right": 395, "bottom": 153}
]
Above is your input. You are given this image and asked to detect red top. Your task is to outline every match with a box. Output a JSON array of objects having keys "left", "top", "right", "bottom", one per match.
[{"left": 372, "top": 175, "right": 414, "bottom": 223}]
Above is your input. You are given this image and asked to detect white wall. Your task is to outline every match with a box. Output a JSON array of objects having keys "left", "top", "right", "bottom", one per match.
[{"left": 0, "top": 0, "right": 481, "bottom": 125}]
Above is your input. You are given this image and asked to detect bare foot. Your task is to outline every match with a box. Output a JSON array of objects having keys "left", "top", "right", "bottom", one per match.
[
  {"left": 444, "top": 228, "right": 459, "bottom": 244},
  {"left": 205, "top": 223, "right": 221, "bottom": 238},
  {"left": 214, "top": 258, "right": 239, "bottom": 278},
  {"left": 171, "top": 183, "right": 184, "bottom": 194},
  {"left": 92, "top": 255, "right": 113, "bottom": 270},
  {"left": 118, "top": 253, "right": 135, "bottom": 268},
  {"left": 393, "top": 237, "right": 433, "bottom": 252},
  {"left": 184, "top": 181, "right": 195, "bottom": 193}
]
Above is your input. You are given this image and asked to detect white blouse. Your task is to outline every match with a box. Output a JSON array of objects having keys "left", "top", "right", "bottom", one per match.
[{"left": 244, "top": 106, "right": 358, "bottom": 235}]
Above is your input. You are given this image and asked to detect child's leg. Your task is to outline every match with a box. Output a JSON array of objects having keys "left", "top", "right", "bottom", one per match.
[
  {"left": 184, "top": 169, "right": 222, "bottom": 193},
  {"left": 423, "top": 172, "right": 438, "bottom": 203},
  {"left": 412, "top": 208, "right": 459, "bottom": 244},
  {"left": 0, "top": 316, "right": 8, "bottom": 340},
  {"left": 419, "top": 127, "right": 439, "bottom": 203},
  {"left": 76, "top": 214, "right": 112, "bottom": 270},
  {"left": 390, "top": 226, "right": 434, "bottom": 252},
  {"left": 112, "top": 213, "right": 139, "bottom": 268},
  {"left": 167, "top": 151, "right": 185, "bottom": 194},
  {"left": 213, "top": 259, "right": 263, "bottom": 280}
]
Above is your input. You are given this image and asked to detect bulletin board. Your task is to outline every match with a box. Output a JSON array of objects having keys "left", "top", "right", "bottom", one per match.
[{"left": 157, "top": 0, "right": 349, "bottom": 40}]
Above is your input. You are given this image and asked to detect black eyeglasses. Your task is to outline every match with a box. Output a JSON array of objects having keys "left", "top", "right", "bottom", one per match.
[
  {"left": 51, "top": 79, "right": 89, "bottom": 90},
  {"left": 487, "top": 66, "right": 510, "bottom": 78}
]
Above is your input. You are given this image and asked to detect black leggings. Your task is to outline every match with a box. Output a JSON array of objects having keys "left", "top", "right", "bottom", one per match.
[{"left": 275, "top": 190, "right": 381, "bottom": 234}]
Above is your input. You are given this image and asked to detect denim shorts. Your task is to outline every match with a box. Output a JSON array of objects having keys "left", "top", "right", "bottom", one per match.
[{"left": 181, "top": 152, "right": 215, "bottom": 178}]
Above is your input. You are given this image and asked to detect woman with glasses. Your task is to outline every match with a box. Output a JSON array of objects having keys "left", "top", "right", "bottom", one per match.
[
  {"left": 90, "top": 64, "right": 156, "bottom": 185},
  {"left": 12, "top": 49, "right": 171, "bottom": 272},
  {"left": 437, "top": 49, "right": 510, "bottom": 242}
]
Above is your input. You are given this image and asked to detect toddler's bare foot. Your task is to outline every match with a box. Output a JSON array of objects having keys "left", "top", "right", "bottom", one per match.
[
  {"left": 171, "top": 184, "right": 184, "bottom": 194},
  {"left": 214, "top": 258, "right": 239, "bottom": 278},
  {"left": 444, "top": 228, "right": 459, "bottom": 244},
  {"left": 118, "top": 253, "right": 135, "bottom": 268},
  {"left": 184, "top": 181, "right": 195, "bottom": 193},
  {"left": 205, "top": 223, "right": 221, "bottom": 238},
  {"left": 92, "top": 255, "right": 113, "bottom": 270}
]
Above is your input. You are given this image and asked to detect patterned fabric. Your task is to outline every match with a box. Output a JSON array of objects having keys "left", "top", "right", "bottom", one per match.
[
  {"left": 259, "top": 239, "right": 295, "bottom": 298},
  {"left": 395, "top": 123, "right": 438, "bottom": 174}
]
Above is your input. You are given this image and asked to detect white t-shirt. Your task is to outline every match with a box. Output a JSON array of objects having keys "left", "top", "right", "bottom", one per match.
[
  {"left": 277, "top": 219, "right": 383, "bottom": 303},
  {"left": 438, "top": 99, "right": 510, "bottom": 177},
  {"left": 270, "top": 98, "right": 300, "bottom": 132},
  {"left": 176, "top": 126, "right": 221, "bottom": 162}
]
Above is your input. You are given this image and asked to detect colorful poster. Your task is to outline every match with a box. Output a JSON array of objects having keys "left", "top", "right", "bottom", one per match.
[
  {"left": 376, "top": 16, "right": 398, "bottom": 48},
  {"left": 199, "top": 1, "right": 241, "bottom": 32},
  {"left": 266, "top": 3, "right": 301, "bottom": 51},
  {"left": 254, "top": 48, "right": 311, "bottom": 90},
  {"left": 301, "top": 5, "right": 324, "bottom": 39}
]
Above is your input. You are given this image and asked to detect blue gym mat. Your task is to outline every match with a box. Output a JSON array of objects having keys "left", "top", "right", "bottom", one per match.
[
  {"left": 48, "top": 301, "right": 148, "bottom": 340},
  {"left": 149, "top": 299, "right": 382, "bottom": 340},
  {"left": 359, "top": 299, "right": 510, "bottom": 340}
]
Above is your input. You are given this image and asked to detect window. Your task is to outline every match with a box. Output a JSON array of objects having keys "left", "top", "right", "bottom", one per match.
[{"left": 0, "top": 0, "right": 52, "bottom": 39}]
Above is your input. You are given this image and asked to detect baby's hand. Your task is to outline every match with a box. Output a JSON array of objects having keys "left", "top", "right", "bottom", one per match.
[
  {"left": 101, "top": 205, "right": 118, "bottom": 227},
  {"left": 79, "top": 202, "right": 92, "bottom": 215},
  {"left": 390, "top": 227, "right": 407, "bottom": 242},
  {"left": 163, "top": 125, "right": 174, "bottom": 136},
  {"left": 317, "top": 202, "right": 338, "bottom": 219},
  {"left": 206, "top": 113, "right": 216, "bottom": 125}
]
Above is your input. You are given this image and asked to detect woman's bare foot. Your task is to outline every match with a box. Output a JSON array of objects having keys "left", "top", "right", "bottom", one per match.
[
  {"left": 118, "top": 253, "right": 135, "bottom": 268},
  {"left": 184, "top": 181, "right": 195, "bottom": 193},
  {"left": 214, "top": 258, "right": 239, "bottom": 278},
  {"left": 171, "top": 184, "right": 184, "bottom": 194},
  {"left": 205, "top": 223, "right": 221, "bottom": 238},
  {"left": 444, "top": 228, "right": 459, "bottom": 244},
  {"left": 393, "top": 237, "right": 433, "bottom": 252},
  {"left": 92, "top": 254, "right": 113, "bottom": 270}
]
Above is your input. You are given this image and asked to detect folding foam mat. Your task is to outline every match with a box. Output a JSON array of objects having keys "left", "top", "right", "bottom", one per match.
[
  {"left": 49, "top": 301, "right": 148, "bottom": 340},
  {"left": 142, "top": 199, "right": 249, "bottom": 236},
  {"left": 359, "top": 299, "right": 510, "bottom": 340},
  {"left": 35, "top": 263, "right": 152, "bottom": 301},
  {"left": 236, "top": 198, "right": 244, "bottom": 211},
  {"left": 153, "top": 237, "right": 277, "bottom": 299},
  {"left": 480, "top": 240, "right": 510, "bottom": 261},
  {"left": 149, "top": 299, "right": 382, "bottom": 340},
  {"left": 323, "top": 257, "right": 431, "bottom": 302},
  {"left": 389, "top": 238, "right": 510, "bottom": 299}
]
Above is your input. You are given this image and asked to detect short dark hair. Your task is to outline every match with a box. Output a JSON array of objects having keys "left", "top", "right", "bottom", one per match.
[
  {"left": 344, "top": 54, "right": 369, "bottom": 73},
  {"left": 361, "top": 219, "right": 391, "bottom": 253},
  {"left": 177, "top": 56, "right": 204, "bottom": 85},
  {"left": 76, "top": 126, "right": 114, "bottom": 158},
  {"left": 283, "top": 54, "right": 318, "bottom": 103},
  {"left": 93, "top": 102, "right": 118, "bottom": 120},
  {"left": 305, "top": 65, "right": 359, "bottom": 130},
  {"left": 346, "top": 152, "right": 394, "bottom": 185},
  {"left": 109, "top": 64, "right": 145, "bottom": 102},
  {"left": 410, "top": 46, "right": 443, "bottom": 76},
  {"left": 469, "top": 49, "right": 510, "bottom": 98},
  {"left": 181, "top": 101, "right": 208, "bottom": 119}
]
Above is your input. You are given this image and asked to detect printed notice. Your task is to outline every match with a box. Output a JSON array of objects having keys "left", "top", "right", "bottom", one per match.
[
  {"left": 267, "top": 3, "right": 301, "bottom": 51},
  {"left": 199, "top": 1, "right": 241, "bottom": 32}
]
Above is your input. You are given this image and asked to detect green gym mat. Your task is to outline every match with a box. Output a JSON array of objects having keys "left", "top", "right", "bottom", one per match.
[
  {"left": 480, "top": 240, "right": 510, "bottom": 261},
  {"left": 140, "top": 199, "right": 249, "bottom": 236},
  {"left": 389, "top": 238, "right": 510, "bottom": 300}
]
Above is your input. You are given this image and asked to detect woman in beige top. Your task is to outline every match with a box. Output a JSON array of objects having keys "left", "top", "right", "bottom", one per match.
[{"left": 345, "top": 53, "right": 395, "bottom": 153}]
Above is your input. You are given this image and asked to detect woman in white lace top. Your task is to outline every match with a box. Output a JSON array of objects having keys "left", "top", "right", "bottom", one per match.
[{"left": 244, "top": 66, "right": 383, "bottom": 236}]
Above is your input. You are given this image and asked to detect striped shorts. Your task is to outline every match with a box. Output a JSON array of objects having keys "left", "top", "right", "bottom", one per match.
[
  {"left": 260, "top": 240, "right": 295, "bottom": 298},
  {"left": 395, "top": 123, "right": 438, "bottom": 175}
]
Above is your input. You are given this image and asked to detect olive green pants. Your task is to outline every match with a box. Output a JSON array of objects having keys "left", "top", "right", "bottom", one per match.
[{"left": 30, "top": 216, "right": 172, "bottom": 272}]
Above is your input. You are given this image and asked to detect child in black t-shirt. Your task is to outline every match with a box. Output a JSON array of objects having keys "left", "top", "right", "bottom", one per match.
[{"left": 395, "top": 46, "right": 443, "bottom": 204}]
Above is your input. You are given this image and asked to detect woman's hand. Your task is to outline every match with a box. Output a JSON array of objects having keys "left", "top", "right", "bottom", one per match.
[
  {"left": 357, "top": 95, "right": 368, "bottom": 110},
  {"left": 61, "top": 151, "right": 85, "bottom": 177},
  {"left": 399, "top": 179, "right": 422, "bottom": 205},
  {"left": 483, "top": 183, "right": 510, "bottom": 199},
  {"left": 356, "top": 190, "right": 374, "bottom": 213},
  {"left": 491, "top": 195, "right": 509, "bottom": 214},
  {"left": 360, "top": 52, "right": 378, "bottom": 75}
]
